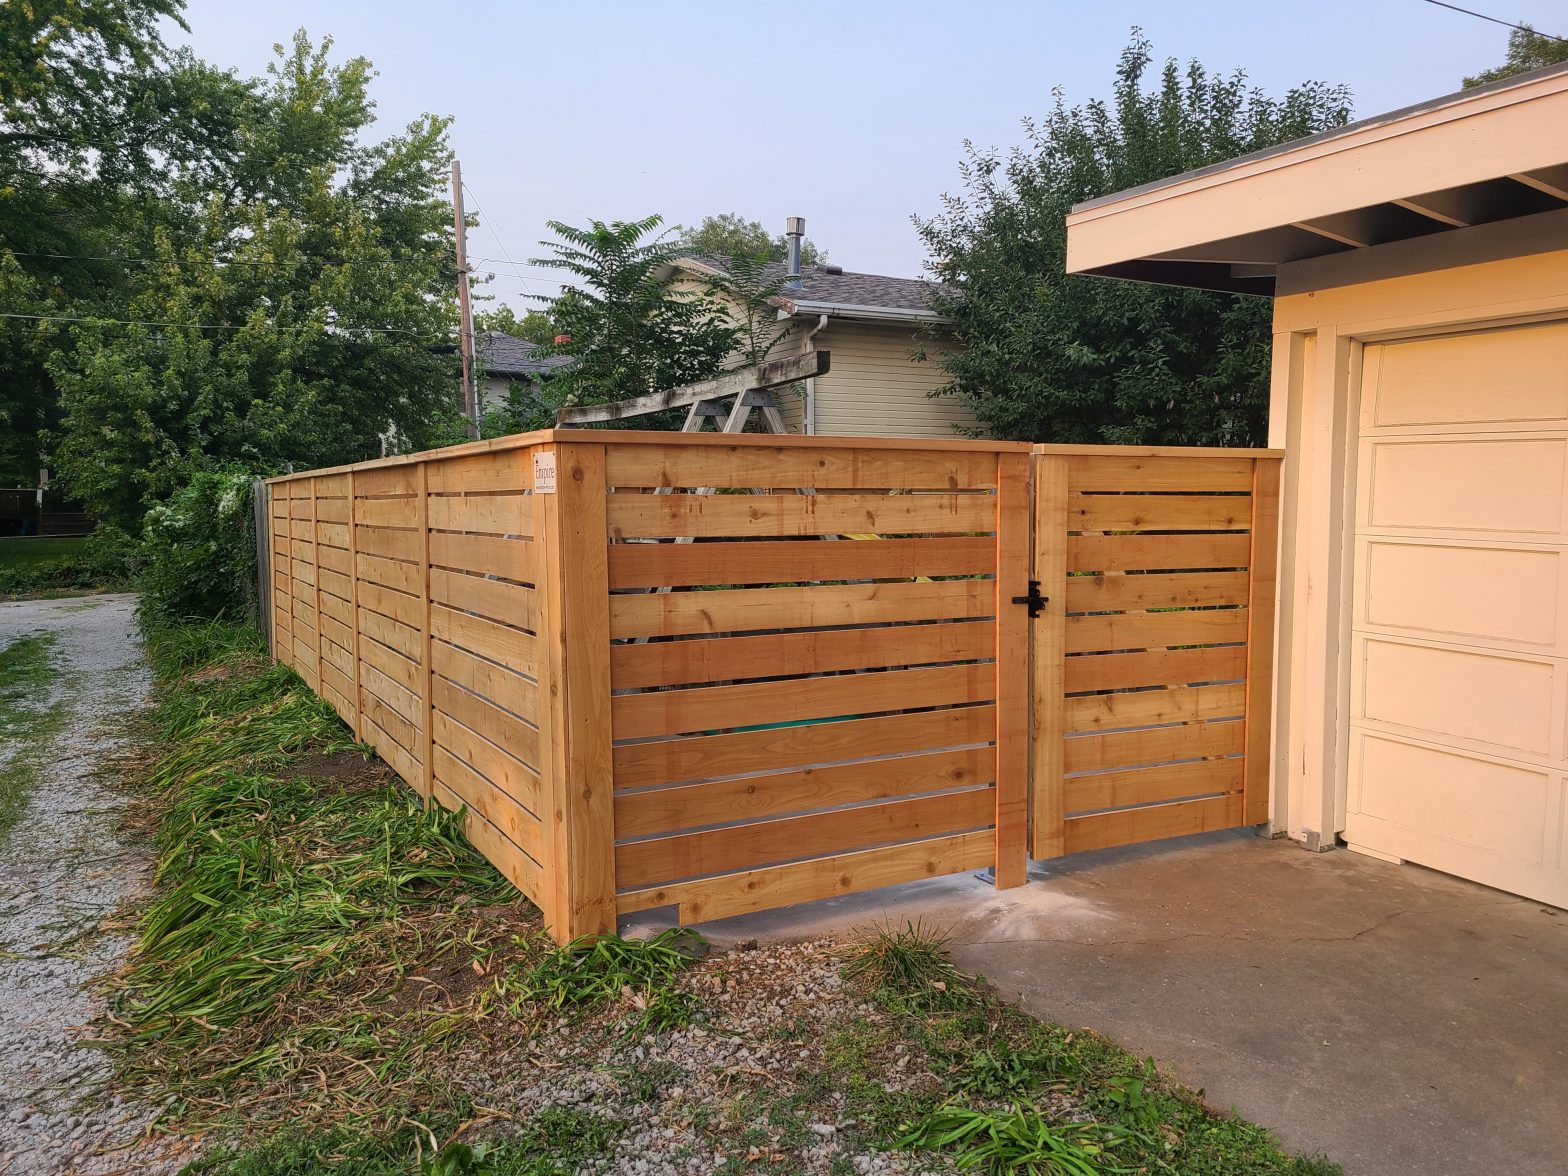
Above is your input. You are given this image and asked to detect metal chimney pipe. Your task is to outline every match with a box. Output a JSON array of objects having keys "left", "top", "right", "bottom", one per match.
[{"left": 784, "top": 216, "right": 805, "bottom": 290}]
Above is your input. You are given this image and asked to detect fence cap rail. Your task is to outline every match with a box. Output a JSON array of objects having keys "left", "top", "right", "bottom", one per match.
[
  {"left": 1031, "top": 443, "right": 1284, "bottom": 459},
  {"left": 264, "top": 428, "right": 1034, "bottom": 484}
]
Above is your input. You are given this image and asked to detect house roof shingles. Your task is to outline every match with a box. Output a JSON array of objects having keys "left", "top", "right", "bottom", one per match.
[
  {"left": 474, "top": 330, "right": 574, "bottom": 378},
  {"left": 678, "top": 254, "right": 949, "bottom": 321}
]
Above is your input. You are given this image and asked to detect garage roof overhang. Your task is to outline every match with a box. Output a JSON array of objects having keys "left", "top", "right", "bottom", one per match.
[{"left": 1065, "top": 60, "right": 1568, "bottom": 296}]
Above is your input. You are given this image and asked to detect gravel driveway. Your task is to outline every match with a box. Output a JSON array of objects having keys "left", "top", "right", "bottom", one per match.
[{"left": 0, "top": 595, "right": 181, "bottom": 1175}]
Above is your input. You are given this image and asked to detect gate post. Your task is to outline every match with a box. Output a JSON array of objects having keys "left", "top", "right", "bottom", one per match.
[
  {"left": 993, "top": 450, "right": 1032, "bottom": 888},
  {"left": 1030, "top": 453, "right": 1069, "bottom": 859},
  {"left": 1243, "top": 457, "right": 1282, "bottom": 825}
]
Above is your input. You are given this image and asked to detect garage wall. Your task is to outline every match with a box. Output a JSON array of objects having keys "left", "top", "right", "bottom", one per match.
[{"left": 1269, "top": 244, "right": 1568, "bottom": 882}]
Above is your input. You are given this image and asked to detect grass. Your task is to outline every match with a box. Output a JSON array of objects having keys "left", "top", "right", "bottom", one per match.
[
  {"left": 841, "top": 918, "right": 974, "bottom": 1011},
  {"left": 101, "top": 619, "right": 540, "bottom": 1146},
  {"left": 105, "top": 620, "right": 1338, "bottom": 1175},
  {"left": 0, "top": 630, "right": 64, "bottom": 841},
  {"left": 831, "top": 926, "right": 1340, "bottom": 1176},
  {"left": 0, "top": 535, "right": 87, "bottom": 568},
  {"left": 507, "top": 928, "right": 704, "bottom": 1031},
  {"left": 0, "top": 533, "right": 131, "bottom": 598}
]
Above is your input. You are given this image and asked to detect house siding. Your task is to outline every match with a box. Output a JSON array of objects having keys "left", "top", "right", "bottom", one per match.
[{"left": 811, "top": 321, "right": 982, "bottom": 439}]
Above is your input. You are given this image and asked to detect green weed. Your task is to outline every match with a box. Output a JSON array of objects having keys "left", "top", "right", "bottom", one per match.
[
  {"left": 956, "top": 1043, "right": 1071, "bottom": 1100},
  {"left": 842, "top": 920, "right": 973, "bottom": 1011},
  {"left": 509, "top": 929, "right": 704, "bottom": 1031},
  {"left": 898, "top": 1104, "right": 1138, "bottom": 1175},
  {"left": 0, "top": 631, "right": 63, "bottom": 840}
]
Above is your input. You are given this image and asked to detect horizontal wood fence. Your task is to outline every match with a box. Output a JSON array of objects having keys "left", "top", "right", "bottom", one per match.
[
  {"left": 266, "top": 430, "right": 1034, "bottom": 942},
  {"left": 266, "top": 433, "right": 1282, "bottom": 942},
  {"left": 1030, "top": 446, "right": 1282, "bottom": 860}
]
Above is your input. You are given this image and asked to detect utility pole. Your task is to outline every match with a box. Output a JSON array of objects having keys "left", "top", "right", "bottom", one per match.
[{"left": 451, "top": 159, "right": 478, "bottom": 439}]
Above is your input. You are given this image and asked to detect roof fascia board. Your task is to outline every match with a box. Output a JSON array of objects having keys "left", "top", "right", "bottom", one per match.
[{"left": 1065, "top": 69, "right": 1568, "bottom": 275}]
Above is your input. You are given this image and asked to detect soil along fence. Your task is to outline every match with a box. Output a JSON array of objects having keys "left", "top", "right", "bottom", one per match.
[{"left": 265, "top": 430, "right": 1034, "bottom": 943}]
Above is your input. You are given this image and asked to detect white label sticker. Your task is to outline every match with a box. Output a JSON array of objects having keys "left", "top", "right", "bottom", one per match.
[{"left": 532, "top": 450, "right": 558, "bottom": 494}]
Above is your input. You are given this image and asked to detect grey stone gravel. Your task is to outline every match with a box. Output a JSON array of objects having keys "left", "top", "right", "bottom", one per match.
[
  {"left": 0, "top": 596, "right": 184, "bottom": 1175},
  {"left": 465, "top": 939, "right": 956, "bottom": 1175}
]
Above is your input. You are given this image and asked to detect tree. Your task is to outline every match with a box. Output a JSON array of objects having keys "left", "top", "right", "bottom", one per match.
[
  {"left": 530, "top": 215, "right": 737, "bottom": 410},
  {"left": 0, "top": 0, "right": 195, "bottom": 484},
  {"left": 1463, "top": 23, "right": 1568, "bottom": 88},
  {"left": 698, "top": 251, "right": 796, "bottom": 367},
  {"left": 915, "top": 33, "right": 1351, "bottom": 447},
  {"left": 675, "top": 213, "right": 825, "bottom": 266},
  {"left": 473, "top": 304, "right": 556, "bottom": 345},
  {"left": 46, "top": 32, "right": 458, "bottom": 527}
]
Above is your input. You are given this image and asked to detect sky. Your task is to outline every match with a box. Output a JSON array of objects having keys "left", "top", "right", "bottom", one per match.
[{"left": 173, "top": 0, "right": 1566, "bottom": 315}]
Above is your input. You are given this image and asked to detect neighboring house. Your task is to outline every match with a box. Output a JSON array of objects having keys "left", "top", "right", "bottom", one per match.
[
  {"left": 1065, "top": 59, "right": 1568, "bottom": 906},
  {"left": 670, "top": 253, "right": 982, "bottom": 439},
  {"left": 474, "top": 330, "right": 573, "bottom": 411}
]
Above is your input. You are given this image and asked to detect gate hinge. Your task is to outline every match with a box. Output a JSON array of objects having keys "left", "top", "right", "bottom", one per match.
[{"left": 1012, "top": 580, "right": 1048, "bottom": 618}]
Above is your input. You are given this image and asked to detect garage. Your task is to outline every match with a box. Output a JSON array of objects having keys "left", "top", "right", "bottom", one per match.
[
  {"left": 1348, "top": 323, "right": 1568, "bottom": 905},
  {"left": 1062, "top": 60, "right": 1568, "bottom": 902}
]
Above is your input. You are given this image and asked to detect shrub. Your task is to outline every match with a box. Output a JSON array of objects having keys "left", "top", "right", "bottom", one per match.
[
  {"left": 0, "top": 527, "right": 137, "bottom": 597},
  {"left": 138, "top": 467, "right": 260, "bottom": 626}
]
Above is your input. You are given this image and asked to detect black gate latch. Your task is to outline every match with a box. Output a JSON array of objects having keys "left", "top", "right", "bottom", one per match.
[{"left": 1012, "top": 580, "right": 1048, "bottom": 618}]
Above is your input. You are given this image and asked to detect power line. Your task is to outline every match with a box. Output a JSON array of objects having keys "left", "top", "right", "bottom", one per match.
[
  {"left": 460, "top": 180, "right": 544, "bottom": 301},
  {"left": 0, "top": 310, "right": 447, "bottom": 338},
  {"left": 3, "top": 249, "right": 446, "bottom": 270},
  {"left": 1419, "top": 0, "right": 1568, "bottom": 43}
]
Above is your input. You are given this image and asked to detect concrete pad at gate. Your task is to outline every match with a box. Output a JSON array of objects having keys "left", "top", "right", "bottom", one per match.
[{"left": 623, "top": 830, "right": 1568, "bottom": 1176}]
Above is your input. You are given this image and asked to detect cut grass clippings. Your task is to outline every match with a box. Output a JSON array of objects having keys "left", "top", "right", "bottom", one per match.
[
  {"left": 102, "top": 620, "right": 542, "bottom": 1146},
  {"left": 103, "top": 622, "right": 1340, "bottom": 1175},
  {"left": 0, "top": 630, "right": 64, "bottom": 842}
]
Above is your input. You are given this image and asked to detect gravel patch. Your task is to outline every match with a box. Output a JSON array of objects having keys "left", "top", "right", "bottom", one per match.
[
  {"left": 0, "top": 595, "right": 185, "bottom": 1175},
  {"left": 466, "top": 939, "right": 957, "bottom": 1175}
]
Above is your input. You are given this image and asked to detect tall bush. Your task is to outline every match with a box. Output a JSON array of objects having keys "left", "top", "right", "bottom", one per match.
[
  {"left": 916, "top": 32, "right": 1351, "bottom": 446},
  {"left": 138, "top": 469, "right": 259, "bottom": 626}
]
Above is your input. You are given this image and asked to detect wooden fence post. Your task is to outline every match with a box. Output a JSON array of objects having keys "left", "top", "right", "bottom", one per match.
[
  {"left": 310, "top": 477, "right": 324, "bottom": 694},
  {"left": 539, "top": 440, "right": 616, "bottom": 941},
  {"left": 346, "top": 468, "right": 363, "bottom": 742},
  {"left": 417, "top": 460, "right": 435, "bottom": 801},
  {"left": 1030, "top": 453, "right": 1069, "bottom": 860},
  {"left": 1243, "top": 457, "right": 1282, "bottom": 826},
  {"left": 993, "top": 450, "right": 1031, "bottom": 888},
  {"left": 253, "top": 480, "right": 271, "bottom": 655}
]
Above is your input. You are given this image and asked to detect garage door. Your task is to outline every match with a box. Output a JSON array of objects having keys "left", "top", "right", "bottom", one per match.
[{"left": 1347, "top": 320, "right": 1568, "bottom": 906}]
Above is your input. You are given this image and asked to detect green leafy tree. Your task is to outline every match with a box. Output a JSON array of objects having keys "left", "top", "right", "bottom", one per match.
[
  {"left": 1464, "top": 23, "right": 1568, "bottom": 87},
  {"left": 47, "top": 33, "right": 458, "bottom": 527},
  {"left": 675, "top": 213, "right": 825, "bottom": 266},
  {"left": 531, "top": 216, "right": 737, "bottom": 410},
  {"left": 473, "top": 304, "right": 556, "bottom": 345},
  {"left": 0, "top": 0, "right": 194, "bottom": 484},
  {"left": 699, "top": 251, "right": 796, "bottom": 367},
  {"left": 915, "top": 33, "right": 1351, "bottom": 446}
]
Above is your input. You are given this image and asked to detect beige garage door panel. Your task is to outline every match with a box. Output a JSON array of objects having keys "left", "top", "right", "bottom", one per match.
[
  {"left": 1361, "top": 438, "right": 1567, "bottom": 534},
  {"left": 1355, "top": 637, "right": 1558, "bottom": 758},
  {"left": 1352, "top": 734, "right": 1552, "bottom": 863},
  {"left": 1363, "top": 321, "right": 1568, "bottom": 432},
  {"left": 1348, "top": 323, "right": 1568, "bottom": 907},
  {"left": 1356, "top": 539, "right": 1562, "bottom": 650}
]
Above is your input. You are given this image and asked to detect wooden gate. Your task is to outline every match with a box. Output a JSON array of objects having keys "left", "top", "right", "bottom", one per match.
[{"left": 1029, "top": 446, "right": 1282, "bottom": 859}]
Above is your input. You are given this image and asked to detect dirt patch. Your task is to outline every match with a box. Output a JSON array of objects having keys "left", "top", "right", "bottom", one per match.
[{"left": 288, "top": 747, "right": 391, "bottom": 789}]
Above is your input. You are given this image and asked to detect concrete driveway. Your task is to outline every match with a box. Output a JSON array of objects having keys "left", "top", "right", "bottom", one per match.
[{"left": 627, "top": 831, "right": 1568, "bottom": 1176}]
